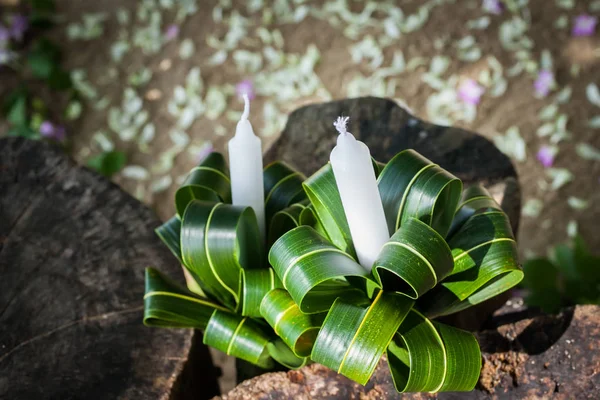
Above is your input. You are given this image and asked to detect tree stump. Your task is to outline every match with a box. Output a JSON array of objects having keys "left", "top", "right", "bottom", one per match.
[
  {"left": 0, "top": 137, "right": 220, "bottom": 400},
  {"left": 217, "top": 301, "right": 600, "bottom": 399}
]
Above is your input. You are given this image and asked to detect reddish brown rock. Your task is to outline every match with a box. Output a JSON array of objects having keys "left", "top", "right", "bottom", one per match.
[{"left": 217, "top": 302, "right": 600, "bottom": 400}]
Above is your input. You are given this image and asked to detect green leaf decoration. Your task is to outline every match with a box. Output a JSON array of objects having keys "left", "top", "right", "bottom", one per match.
[
  {"left": 260, "top": 288, "right": 325, "bottom": 357},
  {"left": 203, "top": 310, "right": 274, "bottom": 369},
  {"left": 387, "top": 310, "right": 481, "bottom": 392},
  {"left": 240, "top": 269, "right": 282, "bottom": 317},
  {"left": 303, "top": 164, "right": 356, "bottom": 258},
  {"left": 377, "top": 150, "right": 462, "bottom": 238},
  {"left": 312, "top": 291, "right": 414, "bottom": 385},
  {"left": 143, "top": 268, "right": 227, "bottom": 329},
  {"left": 181, "top": 200, "right": 263, "bottom": 309},
  {"left": 263, "top": 161, "right": 307, "bottom": 224},
  {"left": 175, "top": 152, "right": 231, "bottom": 216},
  {"left": 144, "top": 149, "right": 522, "bottom": 392},
  {"left": 269, "top": 226, "right": 370, "bottom": 314}
]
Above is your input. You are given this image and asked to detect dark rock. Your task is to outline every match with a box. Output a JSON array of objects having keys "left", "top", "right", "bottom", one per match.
[
  {"left": 216, "top": 301, "right": 600, "bottom": 400},
  {"left": 265, "top": 96, "right": 520, "bottom": 234},
  {"left": 0, "top": 137, "right": 220, "bottom": 400}
]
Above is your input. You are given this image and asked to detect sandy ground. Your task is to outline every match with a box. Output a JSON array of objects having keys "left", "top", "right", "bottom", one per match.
[{"left": 2, "top": 0, "right": 600, "bottom": 394}]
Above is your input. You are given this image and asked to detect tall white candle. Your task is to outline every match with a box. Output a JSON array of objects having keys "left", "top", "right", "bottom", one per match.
[
  {"left": 228, "top": 94, "right": 266, "bottom": 238},
  {"left": 330, "top": 116, "right": 389, "bottom": 270}
]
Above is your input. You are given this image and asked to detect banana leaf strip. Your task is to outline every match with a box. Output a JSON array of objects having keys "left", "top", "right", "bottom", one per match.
[
  {"left": 302, "top": 164, "right": 356, "bottom": 258},
  {"left": 260, "top": 288, "right": 326, "bottom": 357},
  {"left": 267, "top": 338, "right": 309, "bottom": 369},
  {"left": 204, "top": 310, "right": 274, "bottom": 369},
  {"left": 268, "top": 203, "right": 307, "bottom": 246},
  {"left": 181, "top": 200, "right": 264, "bottom": 309},
  {"left": 263, "top": 161, "right": 307, "bottom": 224},
  {"left": 418, "top": 209, "right": 523, "bottom": 317},
  {"left": 447, "top": 185, "right": 502, "bottom": 238},
  {"left": 311, "top": 291, "right": 414, "bottom": 385},
  {"left": 143, "top": 268, "right": 228, "bottom": 330},
  {"left": 373, "top": 218, "right": 453, "bottom": 299},
  {"left": 377, "top": 150, "right": 462, "bottom": 238},
  {"left": 155, "top": 215, "right": 183, "bottom": 263},
  {"left": 240, "top": 269, "right": 283, "bottom": 317},
  {"left": 269, "top": 226, "right": 371, "bottom": 314},
  {"left": 175, "top": 152, "right": 231, "bottom": 216},
  {"left": 387, "top": 310, "right": 480, "bottom": 393}
]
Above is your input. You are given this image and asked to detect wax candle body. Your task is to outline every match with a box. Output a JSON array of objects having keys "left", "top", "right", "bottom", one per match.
[
  {"left": 330, "top": 118, "right": 389, "bottom": 270},
  {"left": 228, "top": 95, "right": 266, "bottom": 238}
]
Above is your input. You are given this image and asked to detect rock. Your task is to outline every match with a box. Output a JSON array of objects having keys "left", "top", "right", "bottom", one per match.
[
  {"left": 0, "top": 137, "right": 220, "bottom": 400},
  {"left": 216, "top": 301, "right": 600, "bottom": 400},
  {"left": 265, "top": 97, "right": 520, "bottom": 233}
]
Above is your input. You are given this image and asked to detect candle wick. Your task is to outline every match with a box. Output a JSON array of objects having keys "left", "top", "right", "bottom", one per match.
[
  {"left": 241, "top": 93, "right": 250, "bottom": 120},
  {"left": 333, "top": 116, "right": 350, "bottom": 135}
]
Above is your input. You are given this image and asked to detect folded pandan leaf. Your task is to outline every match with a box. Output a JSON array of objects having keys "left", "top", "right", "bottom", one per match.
[{"left": 144, "top": 148, "right": 522, "bottom": 393}]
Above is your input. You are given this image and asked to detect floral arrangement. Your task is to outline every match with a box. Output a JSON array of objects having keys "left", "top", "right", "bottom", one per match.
[{"left": 144, "top": 146, "right": 522, "bottom": 393}]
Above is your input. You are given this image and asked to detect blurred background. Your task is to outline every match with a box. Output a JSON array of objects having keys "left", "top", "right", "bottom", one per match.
[{"left": 1, "top": 0, "right": 599, "bottom": 392}]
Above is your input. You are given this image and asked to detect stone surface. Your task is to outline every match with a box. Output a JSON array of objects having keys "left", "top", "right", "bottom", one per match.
[
  {"left": 0, "top": 137, "right": 220, "bottom": 400},
  {"left": 216, "top": 301, "right": 600, "bottom": 400}
]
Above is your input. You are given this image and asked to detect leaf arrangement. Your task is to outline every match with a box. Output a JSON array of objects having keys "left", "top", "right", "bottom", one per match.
[{"left": 144, "top": 149, "right": 523, "bottom": 393}]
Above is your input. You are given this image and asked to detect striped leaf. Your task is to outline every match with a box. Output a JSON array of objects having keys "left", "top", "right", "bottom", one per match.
[{"left": 175, "top": 152, "right": 231, "bottom": 216}]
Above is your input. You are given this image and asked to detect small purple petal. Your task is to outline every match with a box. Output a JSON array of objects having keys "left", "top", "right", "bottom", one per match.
[
  {"left": 482, "top": 0, "right": 503, "bottom": 15},
  {"left": 0, "top": 24, "right": 10, "bottom": 43},
  {"left": 572, "top": 15, "right": 597, "bottom": 37},
  {"left": 164, "top": 24, "right": 179, "bottom": 41},
  {"left": 39, "top": 121, "right": 66, "bottom": 142},
  {"left": 53, "top": 126, "right": 66, "bottom": 142},
  {"left": 534, "top": 70, "right": 554, "bottom": 97},
  {"left": 458, "top": 79, "right": 484, "bottom": 105},
  {"left": 39, "top": 121, "right": 55, "bottom": 137},
  {"left": 537, "top": 145, "right": 556, "bottom": 168},
  {"left": 10, "top": 15, "right": 28, "bottom": 42},
  {"left": 235, "top": 79, "right": 256, "bottom": 100}
]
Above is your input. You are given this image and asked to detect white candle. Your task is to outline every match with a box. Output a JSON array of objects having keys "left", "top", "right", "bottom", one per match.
[
  {"left": 330, "top": 117, "right": 389, "bottom": 270},
  {"left": 228, "top": 94, "right": 266, "bottom": 238}
]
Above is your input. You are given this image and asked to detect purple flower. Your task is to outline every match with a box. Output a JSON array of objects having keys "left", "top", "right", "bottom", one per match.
[
  {"left": 10, "top": 15, "right": 28, "bottom": 41},
  {"left": 534, "top": 70, "right": 555, "bottom": 97},
  {"left": 39, "top": 121, "right": 66, "bottom": 142},
  {"left": 164, "top": 24, "right": 179, "bottom": 41},
  {"left": 458, "top": 79, "right": 484, "bottom": 105},
  {"left": 235, "top": 79, "right": 256, "bottom": 100},
  {"left": 482, "top": 0, "right": 503, "bottom": 15},
  {"left": 0, "top": 24, "right": 10, "bottom": 43},
  {"left": 536, "top": 145, "right": 556, "bottom": 168},
  {"left": 572, "top": 15, "right": 597, "bottom": 37}
]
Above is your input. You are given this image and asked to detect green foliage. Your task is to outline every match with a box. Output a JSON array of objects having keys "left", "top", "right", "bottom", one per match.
[
  {"left": 86, "top": 151, "right": 127, "bottom": 178},
  {"left": 521, "top": 236, "right": 600, "bottom": 313},
  {"left": 1, "top": 1, "right": 74, "bottom": 141},
  {"left": 144, "top": 150, "right": 523, "bottom": 393}
]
